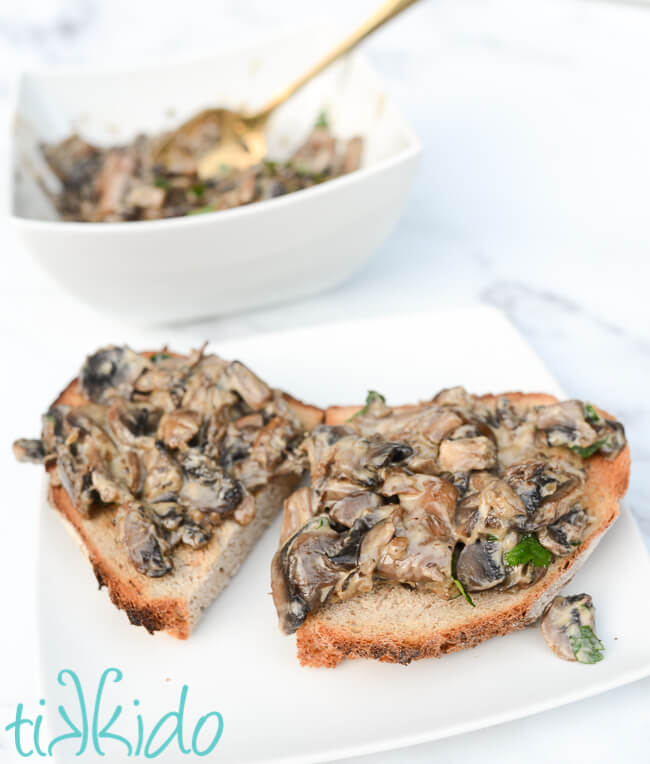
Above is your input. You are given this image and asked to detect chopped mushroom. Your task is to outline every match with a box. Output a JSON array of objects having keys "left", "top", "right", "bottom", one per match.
[
  {"left": 220, "top": 361, "right": 272, "bottom": 410},
  {"left": 157, "top": 409, "right": 202, "bottom": 449},
  {"left": 13, "top": 438, "right": 46, "bottom": 463},
  {"left": 43, "top": 122, "right": 363, "bottom": 222},
  {"left": 455, "top": 539, "right": 507, "bottom": 592},
  {"left": 118, "top": 503, "right": 172, "bottom": 577},
  {"left": 538, "top": 507, "right": 589, "bottom": 556},
  {"left": 505, "top": 460, "right": 583, "bottom": 530},
  {"left": 80, "top": 346, "right": 147, "bottom": 402},
  {"left": 15, "top": 345, "right": 310, "bottom": 578},
  {"left": 438, "top": 435, "right": 496, "bottom": 473},
  {"left": 541, "top": 594, "right": 604, "bottom": 663},
  {"left": 280, "top": 486, "right": 315, "bottom": 545},
  {"left": 271, "top": 389, "right": 627, "bottom": 630}
]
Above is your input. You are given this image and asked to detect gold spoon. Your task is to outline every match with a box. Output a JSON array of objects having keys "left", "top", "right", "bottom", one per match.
[{"left": 155, "top": 0, "right": 421, "bottom": 179}]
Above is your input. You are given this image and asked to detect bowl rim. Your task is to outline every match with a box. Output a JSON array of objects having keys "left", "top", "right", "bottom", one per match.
[{"left": 9, "top": 42, "right": 422, "bottom": 234}]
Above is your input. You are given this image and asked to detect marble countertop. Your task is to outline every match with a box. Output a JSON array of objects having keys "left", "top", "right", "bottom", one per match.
[{"left": 1, "top": 0, "right": 649, "bottom": 761}]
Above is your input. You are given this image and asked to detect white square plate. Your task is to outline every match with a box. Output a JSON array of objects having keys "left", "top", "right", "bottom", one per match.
[{"left": 37, "top": 307, "right": 650, "bottom": 763}]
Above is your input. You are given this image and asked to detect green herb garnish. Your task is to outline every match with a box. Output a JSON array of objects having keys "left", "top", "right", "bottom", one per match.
[
  {"left": 569, "top": 625, "right": 604, "bottom": 664},
  {"left": 505, "top": 534, "right": 552, "bottom": 568},
  {"left": 570, "top": 439, "right": 607, "bottom": 458},
  {"left": 584, "top": 402, "right": 601, "bottom": 423},
  {"left": 263, "top": 159, "right": 277, "bottom": 172},
  {"left": 191, "top": 182, "right": 206, "bottom": 197},
  {"left": 314, "top": 110, "right": 329, "bottom": 129},
  {"left": 452, "top": 577, "right": 475, "bottom": 607},
  {"left": 346, "top": 390, "right": 386, "bottom": 421},
  {"left": 292, "top": 161, "right": 312, "bottom": 177},
  {"left": 154, "top": 177, "right": 170, "bottom": 189},
  {"left": 451, "top": 545, "right": 475, "bottom": 607},
  {"left": 150, "top": 352, "right": 171, "bottom": 363},
  {"left": 188, "top": 205, "right": 216, "bottom": 215},
  {"left": 487, "top": 534, "right": 499, "bottom": 541}
]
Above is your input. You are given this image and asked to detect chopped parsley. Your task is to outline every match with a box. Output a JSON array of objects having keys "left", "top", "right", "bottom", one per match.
[
  {"left": 571, "top": 439, "right": 607, "bottom": 458},
  {"left": 569, "top": 625, "right": 604, "bottom": 664},
  {"left": 451, "top": 545, "right": 475, "bottom": 607},
  {"left": 150, "top": 352, "right": 171, "bottom": 363},
  {"left": 347, "top": 390, "right": 386, "bottom": 421},
  {"left": 315, "top": 110, "right": 329, "bottom": 129},
  {"left": 154, "top": 176, "right": 170, "bottom": 189},
  {"left": 505, "top": 534, "right": 552, "bottom": 568},
  {"left": 584, "top": 402, "right": 601, "bottom": 423},
  {"left": 191, "top": 182, "right": 206, "bottom": 197},
  {"left": 188, "top": 205, "right": 216, "bottom": 215}
]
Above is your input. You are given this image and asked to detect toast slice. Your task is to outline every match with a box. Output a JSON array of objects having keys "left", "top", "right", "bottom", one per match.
[
  {"left": 16, "top": 348, "right": 323, "bottom": 639},
  {"left": 280, "top": 393, "right": 630, "bottom": 667}
]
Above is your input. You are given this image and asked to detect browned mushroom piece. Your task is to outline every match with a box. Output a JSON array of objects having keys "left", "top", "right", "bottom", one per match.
[
  {"left": 157, "top": 409, "right": 202, "bottom": 449},
  {"left": 504, "top": 459, "right": 584, "bottom": 530},
  {"left": 117, "top": 502, "right": 172, "bottom": 577},
  {"left": 221, "top": 361, "right": 272, "bottom": 410},
  {"left": 538, "top": 506, "right": 589, "bottom": 556},
  {"left": 541, "top": 594, "right": 603, "bottom": 663},
  {"left": 536, "top": 400, "right": 599, "bottom": 449},
  {"left": 271, "top": 515, "right": 343, "bottom": 634}
]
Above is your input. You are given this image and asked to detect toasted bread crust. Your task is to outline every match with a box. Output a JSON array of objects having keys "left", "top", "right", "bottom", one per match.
[
  {"left": 44, "top": 358, "right": 322, "bottom": 639},
  {"left": 296, "top": 393, "right": 630, "bottom": 667}
]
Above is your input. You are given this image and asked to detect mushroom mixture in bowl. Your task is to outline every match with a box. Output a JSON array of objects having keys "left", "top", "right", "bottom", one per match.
[
  {"left": 43, "top": 113, "right": 362, "bottom": 222},
  {"left": 13, "top": 345, "right": 313, "bottom": 577},
  {"left": 271, "top": 387, "right": 626, "bottom": 634}
]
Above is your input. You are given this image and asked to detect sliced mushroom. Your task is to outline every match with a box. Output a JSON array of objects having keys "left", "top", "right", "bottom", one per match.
[
  {"left": 220, "top": 360, "right": 272, "bottom": 410},
  {"left": 142, "top": 445, "right": 183, "bottom": 499},
  {"left": 495, "top": 396, "right": 521, "bottom": 429},
  {"left": 271, "top": 515, "right": 342, "bottom": 634},
  {"left": 157, "top": 409, "right": 202, "bottom": 449},
  {"left": 536, "top": 400, "right": 599, "bottom": 449},
  {"left": 455, "top": 539, "right": 506, "bottom": 592},
  {"left": 280, "top": 486, "right": 316, "bottom": 545},
  {"left": 117, "top": 502, "right": 172, "bottom": 577},
  {"left": 80, "top": 346, "right": 148, "bottom": 403},
  {"left": 178, "top": 450, "right": 244, "bottom": 517},
  {"left": 106, "top": 399, "right": 161, "bottom": 448},
  {"left": 456, "top": 475, "right": 526, "bottom": 544},
  {"left": 329, "top": 491, "right": 383, "bottom": 528},
  {"left": 336, "top": 516, "right": 396, "bottom": 600},
  {"left": 541, "top": 594, "right": 603, "bottom": 663},
  {"left": 150, "top": 499, "right": 184, "bottom": 530},
  {"left": 13, "top": 438, "right": 46, "bottom": 463},
  {"left": 538, "top": 506, "right": 588, "bottom": 556},
  {"left": 438, "top": 435, "right": 496, "bottom": 473},
  {"left": 505, "top": 460, "right": 583, "bottom": 530}
]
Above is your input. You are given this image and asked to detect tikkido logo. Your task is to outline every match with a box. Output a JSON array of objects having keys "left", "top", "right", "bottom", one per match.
[{"left": 4, "top": 668, "right": 224, "bottom": 758}]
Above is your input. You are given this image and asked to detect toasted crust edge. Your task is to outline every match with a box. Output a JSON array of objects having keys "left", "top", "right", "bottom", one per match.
[{"left": 296, "top": 393, "right": 630, "bottom": 667}]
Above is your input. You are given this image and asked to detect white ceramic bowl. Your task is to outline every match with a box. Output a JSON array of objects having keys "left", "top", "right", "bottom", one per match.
[{"left": 9, "top": 31, "right": 421, "bottom": 325}]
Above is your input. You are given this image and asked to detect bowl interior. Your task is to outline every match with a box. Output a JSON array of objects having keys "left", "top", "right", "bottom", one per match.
[{"left": 11, "top": 27, "right": 418, "bottom": 221}]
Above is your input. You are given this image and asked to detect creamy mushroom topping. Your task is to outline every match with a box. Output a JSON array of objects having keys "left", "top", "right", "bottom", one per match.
[
  {"left": 271, "top": 388, "right": 626, "bottom": 634},
  {"left": 43, "top": 113, "right": 363, "bottom": 222},
  {"left": 541, "top": 594, "right": 604, "bottom": 663},
  {"left": 13, "top": 345, "right": 307, "bottom": 577}
]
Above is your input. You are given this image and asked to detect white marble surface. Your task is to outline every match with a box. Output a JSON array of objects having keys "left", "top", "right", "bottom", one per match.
[{"left": 1, "top": 0, "right": 649, "bottom": 761}]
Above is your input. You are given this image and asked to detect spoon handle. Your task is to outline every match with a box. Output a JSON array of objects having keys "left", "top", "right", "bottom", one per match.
[{"left": 259, "top": 0, "right": 421, "bottom": 117}]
